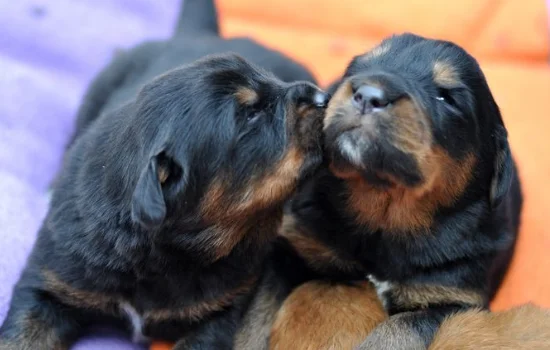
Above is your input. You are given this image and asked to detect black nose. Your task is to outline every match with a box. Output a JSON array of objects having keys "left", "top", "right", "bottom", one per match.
[
  {"left": 352, "top": 85, "right": 389, "bottom": 113},
  {"left": 313, "top": 91, "right": 330, "bottom": 108}
]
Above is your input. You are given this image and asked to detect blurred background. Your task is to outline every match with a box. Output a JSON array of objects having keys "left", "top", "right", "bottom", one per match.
[{"left": 0, "top": 0, "right": 549, "bottom": 348}]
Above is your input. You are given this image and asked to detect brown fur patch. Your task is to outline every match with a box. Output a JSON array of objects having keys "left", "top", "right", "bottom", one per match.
[
  {"left": 296, "top": 104, "right": 319, "bottom": 119},
  {"left": 0, "top": 315, "right": 66, "bottom": 350},
  {"left": 346, "top": 149, "right": 476, "bottom": 232},
  {"left": 145, "top": 276, "right": 257, "bottom": 323},
  {"left": 234, "top": 281, "right": 281, "bottom": 350},
  {"left": 157, "top": 166, "right": 169, "bottom": 184},
  {"left": 359, "top": 42, "right": 392, "bottom": 62},
  {"left": 42, "top": 270, "right": 119, "bottom": 314},
  {"left": 390, "top": 284, "right": 484, "bottom": 309},
  {"left": 199, "top": 147, "right": 304, "bottom": 259},
  {"left": 270, "top": 281, "right": 387, "bottom": 350},
  {"left": 324, "top": 80, "right": 353, "bottom": 128},
  {"left": 279, "top": 214, "right": 362, "bottom": 274},
  {"left": 234, "top": 87, "right": 258, "bottom": 105},
  {"left": 433, "top": 61, "right": 459, "bottom": 87},
  {"left": 390, "top": 97, "right": 432, "bottom": 156},
  {"left": 430, "top": 304, "right": 550, "bottom": 350}
]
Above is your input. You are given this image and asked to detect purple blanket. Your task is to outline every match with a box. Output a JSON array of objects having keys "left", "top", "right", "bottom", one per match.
[{"left": 0, "top": 0, "right": 181, "bottom": 348}]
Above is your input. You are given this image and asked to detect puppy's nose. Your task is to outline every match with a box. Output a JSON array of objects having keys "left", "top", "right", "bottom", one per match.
[
  {"left": 352, "top": 85, "right": 389, "bottom": 114},
  {"left": 313, "top": 91, "right": 330, "bottom": 108}
]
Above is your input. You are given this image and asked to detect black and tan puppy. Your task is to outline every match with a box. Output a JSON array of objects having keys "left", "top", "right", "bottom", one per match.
[
  {"left": 63, "top": 0, "right": 316, "bottom": 154},
  {"left": 0, "top": 2, "right": 329, "bottom": 349},
  {"left": 258, "top": 33, "right": 523, "bottom": 349}
]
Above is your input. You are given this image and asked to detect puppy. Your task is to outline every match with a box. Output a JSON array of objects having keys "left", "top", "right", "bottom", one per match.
[
  {"left": 430, "top": 304, "right": 550, "bottom": 349},
  {"left": 256, "top": 33, "right": 523, "bottom": 349},
  {"left": 0, "top": 4, "right": 329, "bottom": 349},
  {"left": 63, "top": 0, "right": 317, "bottom": 156}
]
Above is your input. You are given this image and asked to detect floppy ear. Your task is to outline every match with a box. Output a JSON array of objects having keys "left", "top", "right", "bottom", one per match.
[
  {"left": 131, "top": 155, "right": 169, "bottom": 229},
  {"left": 489, "top": 125, "right": 514, "bottom": 208}
]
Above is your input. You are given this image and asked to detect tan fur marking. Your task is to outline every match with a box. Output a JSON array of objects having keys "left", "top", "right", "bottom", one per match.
[
  {"left": 347, "top": 150, "right": 476, "bottom": 232},
  {"left": 145, "top": 276, "right": 257, "bottom": 323},
  {"left": 201, "top": 147, "right": 304, "bottom": 221},
  {"left": 270, "top": 281, "right": 387, "bottom": 350},
  {"left": 234, "top": 87, "right": 258, "bottom": 105},
  {"left": 433, "top": 61, "right": 459, "bottom": 87},
  {"left": 199, "top": 148, "right": 304, "bottom": 259},
  {"left": 42, "top": 270, "right": 119, "bottom": 314},
  {"left": 430, "top": 304, "right": 550, "bottom": 349},
  {"left": 296, "top": 104, "right": 318, "bottom": 119},
  {"left": 324, "top": 80, "right": 353, "bottom": 128},
  {"left": 279, "top": 214, "right": 362, "bottom": 274},
  {"left": 157, "top": 166, "right": 169, "bottom": 184},
  {"left": 391, "top": 97, "right": 433, "bottom": 156},
  {"left": 238, "top": 147, "right": 304, "bottom": 212},
  {"left": 360, "top": 42, "right": 392, "bottom": 61},
  {"left": 0, "top": 315, "right": 66, "bottom": 350},
  {"left": 391, "top": 284, "right": 484, "bottom": 309}
]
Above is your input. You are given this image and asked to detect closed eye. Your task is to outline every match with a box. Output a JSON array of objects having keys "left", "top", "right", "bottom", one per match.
[
  {"left": 436, "top": 88, "right": 454, "bottom": 105},
  {"left": 247, "top": 110, "right": 265, "bottom": 123}
]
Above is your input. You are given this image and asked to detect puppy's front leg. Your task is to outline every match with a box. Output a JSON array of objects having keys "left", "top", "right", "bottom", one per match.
[{"left": 0, "top": 288, "right": 81, "bottom": 350}]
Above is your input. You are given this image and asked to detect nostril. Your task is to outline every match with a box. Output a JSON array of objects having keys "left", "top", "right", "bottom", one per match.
[
  {"left": 352, "top": 85, "right": 388, "bottom": 112},
  {"left": 313, "top": 91, "right": 330, "bottom": 108},
  {"left": 353, "top": 92, "right": 364, "bottom": 104},
  {"left": 370, "top": 97, "right": 386, "bottom": 108}
]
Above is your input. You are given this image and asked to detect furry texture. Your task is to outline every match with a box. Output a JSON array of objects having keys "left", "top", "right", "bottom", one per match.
[
  {"left": 245, "top": 33, "right": 523, "bottom": 349},
  {"left": 430, "top": 304, "right": 550, "bottom": 349},
  {"left": 0, "top": 1, "right": 328, "bottom": 349}
]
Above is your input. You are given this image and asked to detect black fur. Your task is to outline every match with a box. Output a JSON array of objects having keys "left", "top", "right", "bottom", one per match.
[
  {"left": 0, "top": 1, "right": 328, "bottom": 349},
  {"left": 256, "top": 33, "right": 523, "bottom": 349}
]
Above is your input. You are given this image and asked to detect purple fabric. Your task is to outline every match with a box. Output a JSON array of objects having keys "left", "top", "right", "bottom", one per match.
[{"left": 0, "top": 0, "right": 181, "bottom": 348}]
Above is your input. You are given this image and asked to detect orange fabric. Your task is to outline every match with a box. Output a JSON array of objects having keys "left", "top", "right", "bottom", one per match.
[
  {"left": 219, "top": 0, "right": 549, "bottom": 86},
  {"left": 151, "top": 1, "right": 550, "bottom": 348}
]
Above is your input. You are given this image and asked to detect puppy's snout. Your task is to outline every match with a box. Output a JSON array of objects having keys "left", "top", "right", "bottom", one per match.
[
  {"left": 313, "top": 91, "right": 330, "bottom": 108},
  {"left": 287, "top": 83, "right": 329, "bottom": 110},
  {"left": 352, "top": 85, "right": 389, "bottom": 114}
]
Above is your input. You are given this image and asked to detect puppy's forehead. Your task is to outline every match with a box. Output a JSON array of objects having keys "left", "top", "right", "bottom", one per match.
[
  {"left": 352, "top": 35, "right": 474, "bottom": 86},
  {"left": 202, "top": 54, "right": 277, "bottom": 89}
]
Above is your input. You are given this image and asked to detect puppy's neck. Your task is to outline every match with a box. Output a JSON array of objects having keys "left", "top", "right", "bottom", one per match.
[
  {"left": 188, "top": 206, "right": 284, "bottom": 262},
  {"left": 343, "top": 154, "right": 476, "bottom": 234}
]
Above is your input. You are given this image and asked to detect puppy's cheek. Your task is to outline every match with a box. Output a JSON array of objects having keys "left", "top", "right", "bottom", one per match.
[
  {"left": 201, "top": 148, "right": 306, "bottom": 222},
  {"left": 387, "top": 98, "right": 433, "bottom": 161}
]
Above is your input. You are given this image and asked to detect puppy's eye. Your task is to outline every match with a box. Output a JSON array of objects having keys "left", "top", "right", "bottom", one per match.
[
  {"left": 435, "top": 88, "right": 454, "bottom": 105},
  {"left": 247, "top": 110, "right": 264, "bottom": 123}
]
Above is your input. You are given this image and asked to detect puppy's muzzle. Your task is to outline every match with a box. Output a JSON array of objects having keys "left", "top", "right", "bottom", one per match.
[
  {"left": 313, "top": 91, "right": 330, "bottom": 108},
  {"left": 352, "top": 85, "right": 390, "bottom": 114}
]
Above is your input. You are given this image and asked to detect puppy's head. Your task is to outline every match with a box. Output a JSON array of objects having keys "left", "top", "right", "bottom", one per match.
[
  {"left": 129, "top": 53, "right": 327, "bottom": 242},
  {"left": 324, "top": 34, "right": 513, "bottom": 229}
]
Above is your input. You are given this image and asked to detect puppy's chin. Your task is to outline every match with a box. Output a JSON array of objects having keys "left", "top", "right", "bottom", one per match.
[{"left": 326, "top": 130, "right": 425, "bottom": 189}]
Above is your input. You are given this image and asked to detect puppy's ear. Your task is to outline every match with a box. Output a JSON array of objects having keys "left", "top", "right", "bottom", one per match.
[
  {"left": 489, "top": 124, "right": 514, "bottom": 209},
  {"left": 131, "top": 154, "right": 170, "bottom": 229}
]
